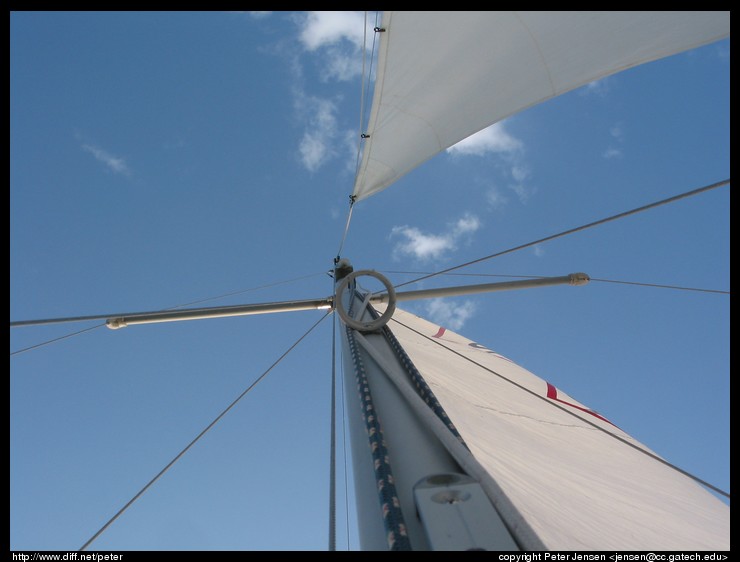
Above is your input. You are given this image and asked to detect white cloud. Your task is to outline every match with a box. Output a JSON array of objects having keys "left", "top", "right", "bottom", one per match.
[
  {"left": 602, "top": 122, "right": 624, "bottom": 159},
  {"left": 453, "top": 214, "right": 481, "bottom": 234},
  {"left": 272, "top": 13, "right": 379, "bottom": 174},
  {"left": 390, "top": 214, "right": 481, "bottom": 263},
  {"left": 447, "top": 122, "right": 522, "bottom": 156},
  {"left": 447, "top": 122, "right": 535, "bottom": 206},
  {"left": 509, "top": 164, "right": 536, "bottom": 203},
  {"left": 293, "top": 92, "right": 341, "bottom": 172},
  {"left": 390, "top": 226, "right": 456, "bottom": 261},
  {"left": 422, "top": 298, "right": 476, "bottom": 331},
  {"left": 342, "top": 128, "right": 362, "bottom": 174},
  {"left": 81, "top": 144, "right": 130, "bottom": 176},
  {"left": 299, "top": 11, "right": 366, "bottom": 51},
  {"left": 485, "top": 186, "right": 509, "bottom": 209},
  {"left": 511, "top": 164, "right": 530, "bottom": 183},
  {"left": 579, "top": 77, "right": 611, "bottom": 97},
  {"left": 298, "top": 133, "right": 331, "bottom": 172},
  {"left": 297, "top": 11, "right": 373, "bottom": 81},
  {"left": 510, "top": 182, "right": 536, "bottom": 203}
]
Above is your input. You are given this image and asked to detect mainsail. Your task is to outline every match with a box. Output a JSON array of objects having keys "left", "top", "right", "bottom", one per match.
[
  {"left": 372, "top": 304, "right": 730, "bottom": 550},
  {"left": 352, "top": 11, "right": 730, "bottom": 201}
]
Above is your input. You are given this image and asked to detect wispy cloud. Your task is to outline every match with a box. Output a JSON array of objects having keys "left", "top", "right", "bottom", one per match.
[
  {"left": 390, "top": 214, "right": 481, "bottom": 263},
  {"left": 485, "top": 186, "right": 509, "bottom": 209},
  {"left": 579, "top": 76, "right": 611, "bottom": 97},
  {"left": 602, "top": 122, "right": 625, "bottom": 159},
  {"left": 299, "top": 11, "right": 366, "bottom": 50},
  {"left": 448, "top": 122, "right": 535, "bottom": 206},
  {"left": 278, "top": 12, "right": 377, "bottom": 172},
  {"left": 602, "top": 147, "right": 623, "bottom": 159},
  {"left": 297, "top": 11, "right": 373, "bottom": 82},
  {"left": 421, "top": 298, "right": 476, "bottom": 331},
  {"left": 509, "top": 164, "right": 535, "bottom": 203},
  {"left": 293, "top": 92, "right": 341, "bottom": 172},
  {"left": 447, "top": 122, "right": 522, "bottom": 156},
  {"left": 81, "top": 143, "right": 130, "bottom": 176}
]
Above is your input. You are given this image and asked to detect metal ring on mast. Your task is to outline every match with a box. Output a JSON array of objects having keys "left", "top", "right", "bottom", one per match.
[{"left": 335, "top": 269, "right": 396, "bottom": 332}]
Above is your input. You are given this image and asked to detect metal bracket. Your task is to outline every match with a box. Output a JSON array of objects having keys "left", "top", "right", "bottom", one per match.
[{"left": 413, "top": 473, "right": 518, "bottom": 551}]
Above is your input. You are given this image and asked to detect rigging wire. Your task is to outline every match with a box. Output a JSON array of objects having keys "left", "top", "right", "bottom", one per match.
[
  {"left": 10, "top": 323, "right": 106, "bottom": 356},
  {"left": 328, "top": 310, "right": 337, "bottom": 551},
  {"left": 336, "top": 11, "right": 382, "bottom": 262},
  {"left": 389, "top": 314, "right": 731, "bottom": 500},
  {"left": 587, "top": 277, "right": 728, "bottom": 295},
  {"left": 78, "top": 310, "right": 332, "bottom": 551},
  {"left": 391, "top": 178, "right": 730, "bottom": 290},
  {"left": 352, "top": 11, "right": 370, "bottom": 179},
  {"left": 335, "top": 196, "right": 356, "bottom": 265},
  {"left": 382, "top": 271, "right": 729, "bottom": 295}
]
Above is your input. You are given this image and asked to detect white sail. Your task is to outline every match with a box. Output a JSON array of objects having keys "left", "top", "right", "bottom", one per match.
[
  {"left": 373, "top": 304, "right": 729, "bottom": 550},
  {"left": 353, "top": 11, "right": 730, "bottom": 201},
  {"left": 9, "top": 12, "right": 729, "bottom": 551}
]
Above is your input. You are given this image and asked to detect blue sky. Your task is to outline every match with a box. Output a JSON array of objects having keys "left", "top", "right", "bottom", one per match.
[{"left": 10, "top": 12, "right": 729, "bottom": 551}]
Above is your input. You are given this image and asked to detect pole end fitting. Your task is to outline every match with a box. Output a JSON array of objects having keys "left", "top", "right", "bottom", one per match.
[
  {"left": 569, "top": 273, "right": 590, "bottom": 286},
  {"left": 106, "top": 317, "right": 127, "bottom": 330}
]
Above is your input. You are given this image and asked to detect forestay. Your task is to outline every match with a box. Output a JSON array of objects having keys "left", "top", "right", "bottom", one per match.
[
  {"left": 378, "top": 306, "right": 730, "bottom": 550},
  {"left": 352, "top": 11, "right": 730, "bottom": 201}
]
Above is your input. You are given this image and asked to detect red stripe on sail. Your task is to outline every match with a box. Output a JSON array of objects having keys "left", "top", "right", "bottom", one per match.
[
  {"left": 432, "top": 327, "right": 446, "bottom": 338},
  {"left": 546, "top": 382, "right": 615, "bottom": 426}
]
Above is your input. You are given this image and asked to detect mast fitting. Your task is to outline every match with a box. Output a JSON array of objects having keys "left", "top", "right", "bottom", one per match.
[{"left": 569, "top": 273, "right": 590, "bottom": 286}]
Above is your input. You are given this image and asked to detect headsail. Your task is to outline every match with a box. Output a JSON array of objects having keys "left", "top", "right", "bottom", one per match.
[
  {"left": 352, "top": 11, "right": 730, "bottom": 201},
  {"left": 377, "top": 305, "right": 730, "bottom": 550}
]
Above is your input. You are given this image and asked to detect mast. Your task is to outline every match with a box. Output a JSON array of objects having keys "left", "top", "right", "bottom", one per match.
[{"left": 335, "top": 262, "right": 531, "bottom": 550}]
